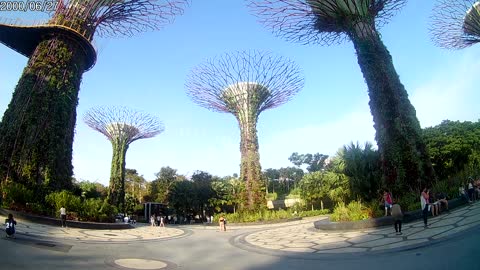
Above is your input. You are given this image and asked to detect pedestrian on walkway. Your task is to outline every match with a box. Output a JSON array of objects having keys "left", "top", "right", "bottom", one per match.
[
  {"left": 421, "top": 187, "right": 430, "bottom": 228},
  {"left": 156, "top": 215, "right": 161, "bottom": 226},
  {"left": 60, "top": 206, "right": 67, "bottom": 228},
  {"left": 150, "top": 215, "right": 156, "bottom": 227},
  {"left": 391, "top": 203, "right": 403, "bottom": 235},
  {"left": 5, "top": 213, "right": 17, "bottom": 238},
  {"left": 467, "top": 178, "right": 475, "bottom": 202},
  {"left": 160, "top": 216, "right": 165, "bottom": 227},
  {"left": 219, "top": 215, "right": 226, "bottom": 231}
]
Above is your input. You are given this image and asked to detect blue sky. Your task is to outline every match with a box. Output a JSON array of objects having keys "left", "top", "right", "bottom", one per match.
[{"left": 1, "top": 1, "right": 479, "bottom": 186}]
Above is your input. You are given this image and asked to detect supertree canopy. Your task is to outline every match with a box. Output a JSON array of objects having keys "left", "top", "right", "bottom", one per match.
[
  {"left": 186, "top": 50, "right": 304, "bottom": 210},
  {"left": 430, "top": 0, "right": 480, "bottom": 49},
  {"left": 0, "top": 0, "right": 187, "bottom": 191},
  {"left": 84, "top": 106, "right": 164, "bottom": 210},
  {"left": 249, "top": 0, "right": 436, "bottom": 195}
]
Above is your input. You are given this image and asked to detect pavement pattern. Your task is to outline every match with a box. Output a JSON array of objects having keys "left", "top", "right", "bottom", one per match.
[
  {"left": 0, "top": 219, "right": 188, "bottom": 243},
  {"left": 1, "top": 202, "right": 479, "bottom": 255},
  {"left": 234, "top": 202, "right": 480, "bottom": 255}
]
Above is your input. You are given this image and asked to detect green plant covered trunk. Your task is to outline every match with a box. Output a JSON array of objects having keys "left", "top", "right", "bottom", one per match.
[
  {"left": 0, "top": 36, "right": 86, "bottom": 190},
  {"left": 238, "top": 119, "right": 265, "bottom": 210},
  {"left": 348, "top": 23, "right": 435, "bottom": 194},
  {"left": 107, "top": 140, "right": 129, "bottom": 211}
]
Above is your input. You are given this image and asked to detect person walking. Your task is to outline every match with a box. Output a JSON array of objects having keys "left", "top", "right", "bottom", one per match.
[
  {"left": 219, "top": 215, "right": 226, "bottom": 232},
  {"left": 391, "top": 203, "right": 403, "bottom": 235},
  {"left": 5, "top": 213, "right": 17, "bottom": 238},
  {"left": 150, "top": 215, "right": 156, "bottom": 227},
  {"left": 421, "top": 187, "right": 430, "bottom": 228},
  {"left": 60, "top": 206, "right": 67, "bottom": 228},
  {"left": 160, "top": 216, "right": 165, "bottom": 227}
]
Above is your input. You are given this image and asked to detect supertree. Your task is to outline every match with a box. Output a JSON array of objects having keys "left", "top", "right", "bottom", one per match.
[
  {"left": 0, "top": 0, "right": 188, "bottom": 190},
  {"left": 248, "top": 0, "right": 436, "bottom": 194},
  {"left": 430, "top": 0, "right": 480, "bottom": 49},
  {"left": 84, "top": 106, "right": 164, "bottom": 210},
  {"left": 186, "top": 50, "right": 304, "bottom": 210}
]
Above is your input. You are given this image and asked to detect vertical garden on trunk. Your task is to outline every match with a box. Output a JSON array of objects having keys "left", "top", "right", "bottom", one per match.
[
  {"left": 249, "top": 0, "right": 436, "bottom": 195},
  {"left": 84, "top": 106, "right": 164, "bottom": 210},
  {"left": 0, "top": 0, "right": 188, "bottom": 194},
  {"left": 186, "top": 50, "right": 304, "bottom": 210}
]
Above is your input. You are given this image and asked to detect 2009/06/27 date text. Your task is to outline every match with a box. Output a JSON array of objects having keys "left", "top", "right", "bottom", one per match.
[{"left": 0, "top": 1, "right": 59, "bottom": 12}]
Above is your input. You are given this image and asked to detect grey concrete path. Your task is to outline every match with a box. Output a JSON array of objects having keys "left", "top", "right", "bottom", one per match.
[
  {"left": 1, "top": 202, "right": 478, "bottom": 262},
  {"left": 233, "top": 202, "right": 480, "bottom": 256}
]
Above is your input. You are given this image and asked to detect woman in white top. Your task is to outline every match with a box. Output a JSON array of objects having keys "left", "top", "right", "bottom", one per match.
[{"left": 420, "top": 188, "right": 429, "bottom": 228}]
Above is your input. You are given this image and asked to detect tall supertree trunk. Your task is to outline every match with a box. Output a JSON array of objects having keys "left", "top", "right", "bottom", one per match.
[
  {"left": 108, "top": 139, "right": 129, "bottom": 210},
  {"left": 348, "top": 23, "right": 435, "bottom": 192},
  {"left": 238, "top": 117, "right": 264, "bottom": 210},
  {"left": 0, "top": 35, "right": 86, "bottom": 190}
]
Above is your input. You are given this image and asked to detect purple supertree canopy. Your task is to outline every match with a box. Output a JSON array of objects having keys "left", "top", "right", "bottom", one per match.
[
  {"left": 83, "top": 106, "right": 164, "bottom": 145},
  {"left": 185, "top": 50, "right": 304, "bottom": 115},
  {"left": 430, "top": 0, "right": 480, "bottom": 49},
  {"left": 248, "top": 0, "right": 407, "bottom": 45}
]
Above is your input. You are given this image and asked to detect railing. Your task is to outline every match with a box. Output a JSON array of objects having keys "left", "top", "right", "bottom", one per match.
[{"left": 0, "top": 16, "right": 98, "bottom": 53}]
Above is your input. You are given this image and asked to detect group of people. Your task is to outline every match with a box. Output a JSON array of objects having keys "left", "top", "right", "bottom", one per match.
[
  {"left": 459, "top": 177, "right": 479, "bottom": 203},
  {"left": 150, "top": 214, "right": 166, "bottom": 227},
  {"left": 383, "top": 187, "right": 451, "bottom": 234}
]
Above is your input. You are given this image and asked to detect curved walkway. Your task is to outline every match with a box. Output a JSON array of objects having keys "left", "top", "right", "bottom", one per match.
[
  {"left": 0, "top": 217, "right": 189, "bottom": 243},
  {"left": 2, "top": 202, "right": 479, "bottom": 256},
  {"left": 233, "top": 202, "right": 480, "bottom": 256}
]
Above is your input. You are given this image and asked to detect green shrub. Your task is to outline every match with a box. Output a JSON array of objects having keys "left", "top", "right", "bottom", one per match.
[
  {"left": 266, "top": 192, "right": 278, "bottom": 201},
  {"left": 364, "top": 200, "right": 383, "bottom": 218},
  {"left": 297, "top": 209, "right": 330, "bottom": 217},
  {"left": 1, "top": 181, "right": 34, "bottom": 208},
  {"left": 330, "top": 201, "right": 370, "bottom": 222},
  {"left": 45, "top": 190, "right": 82, "bottom": 216},
  {"left": 432, "top": 179, "right": 459, "bottom": 200},
  {"left": 399, "top": 192, "right": 420, "bottom": 212}
]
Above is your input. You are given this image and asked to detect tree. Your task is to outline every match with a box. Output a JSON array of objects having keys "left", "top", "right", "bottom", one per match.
[
  {"left": 186, "top": 50, "right": 304, "bottom": 210},
  {"left": 0, "top": 0, "right": 188, "bottom": 190},
  {"left": 77, "top": 180, "right": 105, "bottom": 199},
  {"left": 288, "top": 152, "right": 329, "bottom": 172},
  {"left": 423, "top": 120, "right": 480, "bottom": 180},
  {"left": 249, "top": 0, "right": 436, "bottom": 195},
  {"left": 125, "top": 169, "right": 148, "bottom": 203},
  {"left": 169, "top": 179, "right": 195, "bottom": 217},
  {"left": 191, "top": 170, "right": 215, "bottom": 217},
  {"left": 298, "top": 171, "right": 328, "bottom": 210},
  {"left": 430, "top": 0, "right": 480, "bottom": 49},
  {"left": 84, "top": 106, "right": 164, "bottom": 210},
  {"left": 148, "top": 166, "right": 179, "bottom": 203},
  {"left": 339, "top": 142, "right": 382, "bottom": 201}
]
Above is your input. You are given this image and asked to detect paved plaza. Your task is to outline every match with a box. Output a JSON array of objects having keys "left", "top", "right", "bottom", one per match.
[{"left": 1, "top": 202, "right": 479, "bottom": 269}]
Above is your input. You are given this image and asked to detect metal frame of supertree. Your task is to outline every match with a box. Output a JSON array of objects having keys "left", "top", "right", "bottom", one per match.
[
  {"left": 430, "top": 0, "right": 480, "bottom": 49},
  {"left": 186, "top": 50, "right": 304, "bottom": 210},
  {"left": 84, "top": 106, "right": 164, "bottom": 210},
  {"left": 0, "top": 0, "right": 187, "bottom": 191},
  {"left": 248, "top": 0, "right": 436, "bottom": 194}
]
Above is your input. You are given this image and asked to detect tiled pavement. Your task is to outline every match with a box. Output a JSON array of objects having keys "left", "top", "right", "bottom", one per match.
[
  {"left": 1, "top": 202, "right": 478, "bottom": 255},
  {"left": 233, "top": 202, "right": 480, "bottom": 255},
  {"left": 0, "top": 219, "right": 189, "bottom": 243}
]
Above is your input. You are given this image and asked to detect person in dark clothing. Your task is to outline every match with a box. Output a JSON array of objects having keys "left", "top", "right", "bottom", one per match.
[
  {"left": 391, "top": 204, "right": 403, "bottom": 235},
  {"left": 5, "top": 214, "right": 17, "bottom": 238}
]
